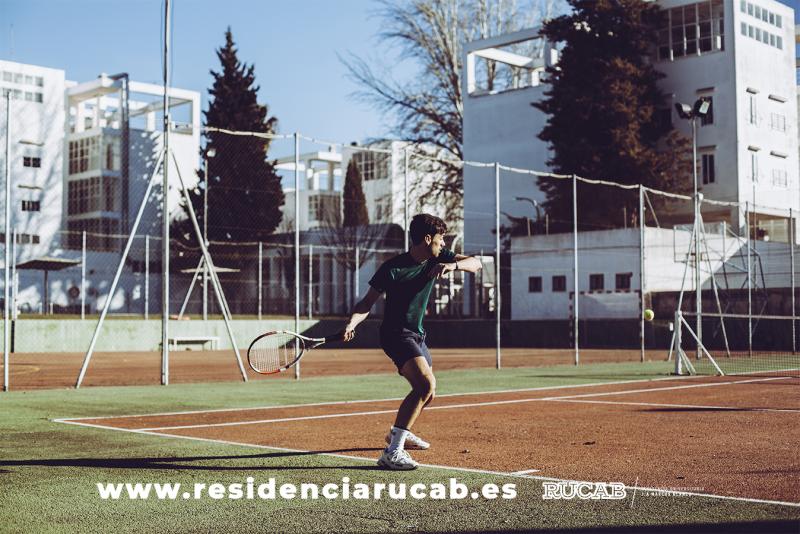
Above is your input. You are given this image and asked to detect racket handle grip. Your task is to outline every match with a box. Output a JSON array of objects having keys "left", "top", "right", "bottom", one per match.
[{"left": 324, "top": 331, "right": 346, "bottom": 343}]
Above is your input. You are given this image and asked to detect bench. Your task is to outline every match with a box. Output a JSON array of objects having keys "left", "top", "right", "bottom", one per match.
[{"left": 168, "top": 335, "right": 220, "bottom": 351}]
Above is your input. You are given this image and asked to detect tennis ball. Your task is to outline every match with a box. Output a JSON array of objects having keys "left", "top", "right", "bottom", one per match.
[{"left": 643, "top": 309, "right": 654, "bottom": 321}]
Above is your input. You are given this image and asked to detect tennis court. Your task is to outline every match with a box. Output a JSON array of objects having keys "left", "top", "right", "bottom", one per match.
[
  {"left": 2, "top": 346, "right": 654, "bottom": 389},
  {"left": 56, "top": 373, "right": 800, "bottom": 506}
]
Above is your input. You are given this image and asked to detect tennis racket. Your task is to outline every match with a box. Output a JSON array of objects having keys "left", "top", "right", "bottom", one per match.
[{"left": 246, "top": 330, "right": 343, "bottom": 374}]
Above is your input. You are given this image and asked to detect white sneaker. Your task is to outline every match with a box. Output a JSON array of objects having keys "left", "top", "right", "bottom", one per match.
[
  {"left": 385, "top": 431, "right": 430, "bottom": 450},
  {"left": 377, "top": 448, "right": 419, "bottom": 471}
]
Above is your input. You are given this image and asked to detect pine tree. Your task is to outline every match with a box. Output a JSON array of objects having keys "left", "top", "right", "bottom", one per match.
[
  {"left": 342, "top": 159, "right": 369, "bottom": 227},
  {"left": 178, "top": 28, "right": 284, "bottom": 243},
  {"left": 533, "top": 0, "right": 691, "bottom": 231}
]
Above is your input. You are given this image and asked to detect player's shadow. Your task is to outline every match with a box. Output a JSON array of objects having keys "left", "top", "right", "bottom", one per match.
[{"left": 0, "top": 448, "right": 387, "bottom": 472}]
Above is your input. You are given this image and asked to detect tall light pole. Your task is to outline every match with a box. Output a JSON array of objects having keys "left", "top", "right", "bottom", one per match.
[
  {"left": 675, "top": 97, "right": 710, "bottom": 358},
  {"left": 202, "top": 147, "right": 216, "bottom": 321},
  {"left": 514, "top": 196, "right": 541, "bottom": 237}
]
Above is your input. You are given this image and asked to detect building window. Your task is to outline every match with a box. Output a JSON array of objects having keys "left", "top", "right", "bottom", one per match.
[
  {"left": 772, "top": 169, "right": 788, "bottom": 188},
  {"left": 68, "top": 137, "right": 100, "bottom": 175},
  {"left": 351, "top": 150, "right": 390, "bottom": 181},
  {"left": 104, "top": 138, "right": 120, "bottom": 171},
  {"left": 701, "top": 153, "right": 715, "bottom": 184},
  {"left": 552, "top": 275, "right": 566, "bottom": 293},
  {"left": 0, "top": 233, "right": 40, "bottom": 245},
  {"left": 658, "top": 1, "right": 724, "bottom": 62},
  {"left": 528, "top": 276, "right": 542, "bottom": 293},
  {"left": 615, "top": 273, "right": 633, "bottom": 290},
  {"left": 66, "top": 218, "right": 120, "bottom": 251},
  {"left": 309, "top": 194, "right": 340, "bottom": 224},
  {"left": 589, "top": 274, "right": 604, "bottom": 291},
  {"left": 21, "top": 200, "right": 40, "bottom": 212},
  {"left": 750, "top": 151, "right": 758, "bottom": 182},
  {"left": 748, "top": 94, "right": 757, "bottom": 125},
  {"left": 67, "top": 176, "right": 119, "bottom": 215},
  {"left": 770, "top": 113, "right": 786, "bottom": 132},
  {"left": 22, "top": 156, "right": 41, "bottom": 168},
  {"left": 700, "top": 97, "right": 713, "bottom": 125}
]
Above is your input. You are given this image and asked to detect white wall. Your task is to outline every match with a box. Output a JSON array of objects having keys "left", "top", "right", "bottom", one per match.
[
  {"left": 0, "top": 60, "right": 66, "bottom": 262},
  {"left": 510, "top": 225, "right": 797, "bottom": 320}
]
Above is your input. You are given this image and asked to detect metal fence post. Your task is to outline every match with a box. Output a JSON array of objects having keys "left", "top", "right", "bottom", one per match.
[
  {"left": 495, "top": 162, "right": 501, "bottom": 370},
  {"left": 308, "top": 244, "right": 313, "bottom": 319},
  {"left": 573, "top": 174, "right": 579, "bottom": 366},
  {"left": 790, "top": 208, "right": 795, "bottom": 353},
  {"left": 144, "top": 234, "right": 149, "bottom": 320},
  {"left": 160, "top": 0, "right": 172, "bottom": 386},
  {"left": 746, "top": 202, "right": 752, "bottom": 357},
  {"left": 404, "top": 148, "right": 409, "bottom": 251},
  {"left": 639, "top": 185, "right": 645, "bottom": 363},
  {"left": 81, "top": 230, "right": 87, "bottom": 320},
  {"left": 354, "top": 245, "right": 360, "bottom": 305},
  {"left": 3, "top": 93, "right": 11, "bottom": 391},
  {"left": 294, "top": 132, "right": 300, "bottom": 380},
  {"left": 258, "top": 241, "right": 263, "bottom": 321}
]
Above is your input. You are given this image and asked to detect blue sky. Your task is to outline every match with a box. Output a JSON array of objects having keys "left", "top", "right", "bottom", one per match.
[
  {"left": 2, "top": 0, "right": 798, "bottom": 151},
  {"left": 1, "top": 0, "right": 407, "bottom": 148}
]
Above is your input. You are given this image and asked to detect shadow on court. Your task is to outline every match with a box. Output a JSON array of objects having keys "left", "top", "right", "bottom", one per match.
[
  {"left": 0, "top": 448, "right": 385, "bottom": 471},
  {"left": 423, "top": 523, "right": 800, "bottom": 534}
]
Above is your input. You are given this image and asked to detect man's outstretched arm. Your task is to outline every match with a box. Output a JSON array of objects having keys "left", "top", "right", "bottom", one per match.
[{"left": 343, "top": 287, "right": 384, "bottom": 341}]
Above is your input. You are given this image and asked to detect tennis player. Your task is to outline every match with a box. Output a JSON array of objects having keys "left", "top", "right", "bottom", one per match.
[{"left": 343, "top": 213, "right": 482, "bottom": 470}]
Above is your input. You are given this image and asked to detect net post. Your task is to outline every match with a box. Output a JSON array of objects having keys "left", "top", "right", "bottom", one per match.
[
  {"left": 572, "top": 173, "right": 579, "bottom": 366},
  {"left": 639, "top": 184, "right": 645, "bottom": 363},
  {"left": 495, "top": 162, "right": 501, "bottom": 370}
]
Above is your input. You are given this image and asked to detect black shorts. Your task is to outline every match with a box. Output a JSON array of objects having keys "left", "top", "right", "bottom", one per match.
[{"left": 379, "top": 327, "right": 432, "bottom": 373}]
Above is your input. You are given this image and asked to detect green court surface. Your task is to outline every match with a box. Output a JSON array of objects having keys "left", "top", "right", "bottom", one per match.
[{"left": 2, "top": 361, "right": 799, "bottom": 533}]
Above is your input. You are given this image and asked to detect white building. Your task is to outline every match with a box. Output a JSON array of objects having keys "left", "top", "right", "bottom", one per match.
[
  {"left": 1, "top": 60, "right": 201, "bottom": 315},
  {"left": 0, "top": 60, "right": 66, "bottom": 259},
  {"left": 463, "top": 0, "right": 799, "bottom": 253},
  {"left": 461, "top": 0, "right": 799, "bottom": 320}
]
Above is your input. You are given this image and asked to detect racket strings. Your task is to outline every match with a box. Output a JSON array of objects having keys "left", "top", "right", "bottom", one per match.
[{"left": 250, "top": 334, "right": 301, "bottom": 373}]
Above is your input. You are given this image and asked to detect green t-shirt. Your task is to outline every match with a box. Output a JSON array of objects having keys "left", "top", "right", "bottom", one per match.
[{"left": 369, "top": 248, "right": 457, "bottom": 335}]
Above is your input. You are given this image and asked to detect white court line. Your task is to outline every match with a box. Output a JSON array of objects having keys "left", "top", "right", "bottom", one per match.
[
  {"left": 53, "top": 374, "right": 703, "bottom": 422},
  {"left": 51, "top": 417, "right": 800, "bottom": 509},
  {"left": 548, "top": 398, "right": 800, "bottom": 414},
  {"left": 540, "top": 376, "right": 793, "bottom": 401},
  {"left": 511, "top": 468, "right": 541, "bottom": 475},
  {"left": 133, "top": 375, "right": 793, "bottom": 432}
]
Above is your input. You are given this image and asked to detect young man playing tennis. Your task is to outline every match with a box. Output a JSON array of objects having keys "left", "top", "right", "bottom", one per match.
[{"left": 343, "top": 213, "right": 482, "bottom": 470}]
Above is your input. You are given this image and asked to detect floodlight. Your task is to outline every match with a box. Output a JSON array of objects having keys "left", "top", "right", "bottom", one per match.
[
  {"left": 674, "top": 102, "right": 693, "bottom": 119},
  {"left": 693, "top": 97, "right": 710, "bottom": 117}
]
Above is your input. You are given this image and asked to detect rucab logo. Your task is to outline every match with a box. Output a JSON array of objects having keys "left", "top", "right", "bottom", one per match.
[{"left": 542, "top": 481, "right": 627, "bottom": 500}]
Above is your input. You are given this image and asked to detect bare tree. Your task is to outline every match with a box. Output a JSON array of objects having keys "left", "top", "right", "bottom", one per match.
[{"left": 342, "top": 0, "right": 566, "bottom": 226}]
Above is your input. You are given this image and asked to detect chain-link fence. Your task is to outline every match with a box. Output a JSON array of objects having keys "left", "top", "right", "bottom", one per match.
[{"left": 3, "top": 110, "right": 800, "bottom": 384}]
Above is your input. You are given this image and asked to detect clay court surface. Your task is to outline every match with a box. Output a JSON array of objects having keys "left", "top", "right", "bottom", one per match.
[
  {"left": 2, "top": 347, "right": 661, "bottom": 389},
  {"left": 59, "top": 374, "right": 800, "bottom": 505}
]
